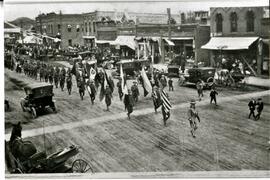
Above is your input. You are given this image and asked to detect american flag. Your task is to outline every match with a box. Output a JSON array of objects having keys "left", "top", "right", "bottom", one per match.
[{"left": 161, "top": 90, "right": 172, "bottom": 114}]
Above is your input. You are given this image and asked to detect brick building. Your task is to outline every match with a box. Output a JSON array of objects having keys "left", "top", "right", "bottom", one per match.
[
  {"left": 202, "top": 6, "right": 270, "bottom": 75},
  {"left": 35, "top": 12, "right": 84, "bottom": 48}
]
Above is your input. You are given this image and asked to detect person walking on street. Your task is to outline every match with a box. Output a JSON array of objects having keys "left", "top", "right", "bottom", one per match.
[
  {"left": 124, "top": 89, "right": 134, "bottom": 119},
  {"left": 210, "top": 88, "right": 218, "bottom": 105},
  {"left": 131, "top": 81, "right": 140, "bottom": 103},
  {"left": 160, "top": 75, "right": 167, "bottom": 89},
  {"left": 77, "top": 79, "right": 85, "bottom": 100},
  {"left": 152, "top": 86, "right": 162, "bottom": 113},
  {"left": 255, "top": 98, "right": 264, "bottom": 120},
  {"left": 89, "top": 80, "right": 96, "bottom": 105},
  {"left": 66, "top": 76, "right": 72, "bottom": 95},
  {"left": 196, "top": 80, "right": 204, "bottom": 101},
  {"left": 248, "top": 98, "right": 256, "bottom": 119},
  {"left": 117, "top": 79, "right": 123, "bottom": 101},
  {"left": 168, "top": 78, "right": 174, "bottom": 91},
  {"left": 105, "top": 85, "right": 113, "bottom": 111},
  {"left": 187, "top": 99, "right": 201, "bottom": 138}
]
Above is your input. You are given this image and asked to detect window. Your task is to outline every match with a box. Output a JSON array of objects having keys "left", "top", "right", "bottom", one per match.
[
  {"left": 68, "top": 39, "right": 72, "bottom": 46},
  {"left": 81, "top": 24, "right": 84, "bottom": 32},
  {"left": 230, "top": 12, "right": 238, "bottom": 32},
  {"left": 57, "top": 24, "right": 61, "bottom": 32},
  {"left": 85, "top": 22, "right": 87, "bottom": 32},
  {"left": 246, "top": 10, "right": 255, "bottom": 32},
  {"left": 67, "top": 25, "right": 72, "bottom": 32},
  {"left": 93, "top": 22, "right": 96, "bottom": 33},
  {"left": 89, "top": 22, "right": 91, "bottom": 33},
  {"left": 76, "top": 25, "right": 80, "bottom": 32},
  {"left": 215, "top": 13, "right": 223, "bottom": 33},
  {"left": 51, "top": 24, "right": 53, "bottom": 34}
]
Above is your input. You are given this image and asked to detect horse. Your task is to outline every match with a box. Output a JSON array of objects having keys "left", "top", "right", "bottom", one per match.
[{"left": 9, "top": 122, "right": 37, "bottom": 162}]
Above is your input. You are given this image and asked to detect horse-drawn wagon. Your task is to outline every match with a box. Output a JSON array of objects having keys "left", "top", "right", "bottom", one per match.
[{"left": 5, "top": 122, "right": 92, "bottom": 174}]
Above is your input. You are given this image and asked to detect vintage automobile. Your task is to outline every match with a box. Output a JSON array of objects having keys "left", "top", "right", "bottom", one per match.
[
  {"left": 179, "top": 67, "right": 216, "bottom": 88},
  {"left": 20, "top": 83, "right": 56, "bottom": 118}
]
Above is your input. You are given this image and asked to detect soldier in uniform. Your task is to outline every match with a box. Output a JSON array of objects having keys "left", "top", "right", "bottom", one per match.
[
  {"left": 66, "top": 75, "right": 72, "bottom": 95},
  {"left": 124, "top": 89, "right": 134, "bottom": 119},
  {"left": 117, "top": 79, "right": 123, "bottom": 101},
  {"left": 210, "top": 88, "right": 218, "bottom": 105},
  {"left": 248, "top": 98, "right": 256, "bottom": 119},
  {"left": 48, "top": 66, "right": 54, "bottom": 85},
  {"left": 104, "top": 85, "right": 112, "bottom": 111},
  {"left": 187, "top": 99, "right": 201, "bottom": 138},
  {"left": 77, "top": 79, "right": 85, "bottom": 100},
  {"left": 255, "top": 98, "right": 264, "bottom": 120},
  {"left": 131, "top": 81, "right": 139, "bottom": 103},
  {"left": 59, "top": 72, "right": 65, "bottom": 91},
  {"left": 160, "top": 75, "right": 167, "bottom": 89},
  {"left": 196, "top": 80, "right": 204, "bottom": 101},
  {"left": 54, "top": 66, "right": 60, "bottom": 88},
  {"left": 152, "top": 86, "right": 162, "bottom": 113}
]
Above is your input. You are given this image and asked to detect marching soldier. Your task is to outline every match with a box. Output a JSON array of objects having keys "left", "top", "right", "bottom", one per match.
[
  {"left": 248, "top": 98, "right": 256, "bottom": 119},
  {"left": 54, "top": 66, "right": 60, "bottom": 88},
  {"left": 152, "top": 86, "right": 162, "bottom": 113},
  {"left": 77, "top": 79, "right": 85, "bottom": 100},
  {"left": 196, "top": 80, "right": 204, "bottom": 101},
  {"left": 66, "top": 75, "right": 72, "bottom": 95},
  {"left": 59, "top": 73, "right": 65, "bottom": 91},
  {"left": 89, "top": 80, "right": 96, "bottom": 105},
  {"left": 105, "top": 85, "right": 112, "bottom": 111},
  {"left": 48, "top": 66, "right": 54, "bottom": 85},
  {"left": 210, "top": 88, "right": 218, "bottom": 105},
  {"left": 187, "top": 99, "right": 201, "bottom": 138},
  {"left": 255, "top": 98, "right": 264, "bottom": 120},
  {"left": 117, "top": 79, "right": 123, "bottom": 101},
  {"left": 124, "top": 89, "right": 134, "bottom": 119},
  {"left": 131, "top": 81, "right": 139, "bottom": 103}
]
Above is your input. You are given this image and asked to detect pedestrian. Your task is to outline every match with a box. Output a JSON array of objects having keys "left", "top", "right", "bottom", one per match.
[
  {"left": 66, "top": 76, "right": 72, "bottom": 95},
  {"left": 187, "top": 99, "right": 201, "bottom": 138},
  {"left": 89, "top": 80, "right": 96, "bottom": 105},
  {"left": 248, "top": 98, "right": 256, "bottom": 119},
  {"left": 117, "top": 79, "right": 123, "bottom": 101},
  {"left": 124, "top": 89, "right": 134, "bottom": 119},
  {"left": 196, "top": 80, "right": 204, "bottom": 101},
  {"left": 152, "top": 86, "right": 162, "bottom": 113},
  {"left": 77, "top": 79, "right": 85, "bottom": 100},
  {"left": 255, "top": 98, "right": 264, "bottom": 120},
  {"left": 105, "top": 85, "right": 113, "bottom": 111},
  {"left": 168, "top": 78, "right": 174, "bottom": 91},
  {"left": 159, "top": 75, "right": 167, "bottom": 89},
  {"left": 131, "top": 81, "right": 140, "bottom": 103},
  {"left": 210, "top": 88, "right": 218, "bottom": 105}
]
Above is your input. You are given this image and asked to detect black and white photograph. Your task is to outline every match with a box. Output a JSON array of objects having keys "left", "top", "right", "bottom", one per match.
[{"left": 2, "top": 0, "right": 270, "bottom": 179}]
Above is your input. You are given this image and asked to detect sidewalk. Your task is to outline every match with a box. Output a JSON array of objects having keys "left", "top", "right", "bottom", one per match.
[{"left": 244, "top": 76, "right": 270, "bottom": 88}]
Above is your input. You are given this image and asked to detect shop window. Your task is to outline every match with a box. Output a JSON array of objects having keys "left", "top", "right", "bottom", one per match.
[
  {"left": 246, "top": 10, "right": 255, "bottom": 32},
  {"left": 85, "top": 23, "right": 87, "bottom": 32},
  {"left": 67, "top": 25, "right": 72, "bottom": 32},
  {"left": 93, "top": 22, "right": 96, "bottom": 33},
  {"left": 215, "top": 13, "right": 223, "bottom": 33},
  {"left": 89, "top": 22, "right": 91, "bottom": 33},
  {"left": 58, "top": 24, "right": 61, "bottom": 32},
  {"left": 230, "top": 12, "right": 238, "bottom": 32}
]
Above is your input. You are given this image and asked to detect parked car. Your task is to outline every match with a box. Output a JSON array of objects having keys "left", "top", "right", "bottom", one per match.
[
  {"left": 179, "top": 67, "right": 216, "bottom": 88},
  {"left": 20, "top": 83, "right": 56, "bottom": 118}
]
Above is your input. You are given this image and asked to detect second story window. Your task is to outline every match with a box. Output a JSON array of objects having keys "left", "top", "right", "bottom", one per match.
[
  {"left": 215, "top": 13, "right": 223, "bottom": 33},
  {"left": 93, "top": 22, "right": 96, "bottom": 33},
  {"left": 89, "top": 22, "right": 91, "bottom": 33},
  {"left": 246, "top": 10, "right": 255, "bottom": 32},
  {"left": 85, "top": 22, "right": 87, "bottom": 32},
  {"left": 230, "top": 12, "right": 238, "bottom": 32},
  {"left": 67, "top": 24, "right": 72, "bottom": 32},
  {"left": 76, "top": 25, "right": 80, "bottom": 32},
  {"left": 57, "top": 24, "right": 61, "bottom": 32}
]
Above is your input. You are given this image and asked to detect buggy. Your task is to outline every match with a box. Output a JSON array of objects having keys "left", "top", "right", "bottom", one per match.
[{"left": 20, "top": 83, "right": 56, "bottom": 118}]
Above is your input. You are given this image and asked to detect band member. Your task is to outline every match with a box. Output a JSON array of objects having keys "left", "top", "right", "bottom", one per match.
[
  {"left": 187, "top": 99, "right": 201, "bottom": 138},
  {"left": 131, "top": 81, "right": 140, "bottom": 102},
  {"left": 255, "top": 98, "right": 264, "bottom": 120},
  {"left": 117, "top": 79, "right": 123, "bottom": 101},
  {"left": 124, "top": 89, "right": 134, "bottom": 119},
  {"left": 210, "top": 88, "right": 218, "bottom": 105},
  {"left": 152, "top": 86, "right": 162, "bottom": 113},
  {"left": 105, "top": 85, "right": 112, "bottom": 111},
  {"left": 66, "top": 76, "right": 72, "bottom": 95},
  {"left": 248, "top": 98, "right": 256, "bottom": 119}
]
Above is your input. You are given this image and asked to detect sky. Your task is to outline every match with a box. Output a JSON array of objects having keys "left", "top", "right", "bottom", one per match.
[{"left": 4, "top": 0, "right": 269, "bottom": 21}]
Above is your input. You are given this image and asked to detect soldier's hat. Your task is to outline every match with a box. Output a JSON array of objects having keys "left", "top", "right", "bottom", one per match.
[{"left": 190, "top": 99, "right": 196, "bottom": 104}]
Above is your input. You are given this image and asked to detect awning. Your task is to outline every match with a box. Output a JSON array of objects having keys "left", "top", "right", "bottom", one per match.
[
  {"left": 96, "top": 40, "right": 114, "bottom": 44},
  {"left": 83, "top": 36, "right": 96, "bottom": 39},
  {"left": 111, "top": 36, "right": 136, "bottom": 50},
  {"left": 201, "top": 37, "right": 258, "bottom": 50},
  {"left": 4, "top": 28, "right": 21, "bottom": 33},
  {"left": 23, "top": 35, "right": 43, "bottom": 44},
  {"left": 163, "top": 38, "right": 175, "bottom": 46},
  {"left": 171, "top": 37, "right": 193, "bottom": 40}
]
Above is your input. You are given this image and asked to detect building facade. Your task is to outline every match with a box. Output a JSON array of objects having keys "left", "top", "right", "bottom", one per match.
[
  {"left": 202, "top": 6, "right": 269, "bottom": 75},
  {"left": 35, "top": 12, "right": 84, "bottom": 48}
]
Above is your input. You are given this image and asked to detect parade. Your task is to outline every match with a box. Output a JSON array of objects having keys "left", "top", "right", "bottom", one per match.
[{"left": 3, "top": 1, "right": 270, "bottom": 177}]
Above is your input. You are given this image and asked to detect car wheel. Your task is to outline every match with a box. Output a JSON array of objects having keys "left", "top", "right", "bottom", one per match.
[{"left": 31, "top": 107, "right": 37, "bottom": 118}]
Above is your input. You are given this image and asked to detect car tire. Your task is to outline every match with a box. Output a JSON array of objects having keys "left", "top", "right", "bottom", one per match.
[{"left": 31, "top": 107, "right": 37, "bottom": 118}]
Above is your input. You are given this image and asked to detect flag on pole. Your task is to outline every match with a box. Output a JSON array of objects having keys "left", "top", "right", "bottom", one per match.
[
  {"left": 161, "top": 90, "right": 172, "bottom": 116},
  {"left": 141, "top": 66, "right": 152, "bottom": 97},
  {"left": 120, "top": 64, "right": 128, "bottom": 95}
]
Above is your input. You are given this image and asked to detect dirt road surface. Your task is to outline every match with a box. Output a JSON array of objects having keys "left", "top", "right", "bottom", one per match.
[{"left": 5, "top": 67, "right": 270, "bottom": 173}]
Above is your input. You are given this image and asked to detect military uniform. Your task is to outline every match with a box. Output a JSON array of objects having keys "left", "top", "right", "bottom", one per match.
[
  {"left": 131, "top": 82, "right": 139, "bottom": 102},
  {"left": 187, "top": 100, "right": 200, "bottom": 138},
  {"left": 105, "top": 86, "right": 112, "bottom": 111}
]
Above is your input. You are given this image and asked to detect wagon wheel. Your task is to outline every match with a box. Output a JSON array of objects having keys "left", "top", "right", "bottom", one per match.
[
  {"left": 31, "top": 107, "right": 37, "bottom": 118},
  {"left": 72, "top": 159, "right": 93, "bottom": 173}
]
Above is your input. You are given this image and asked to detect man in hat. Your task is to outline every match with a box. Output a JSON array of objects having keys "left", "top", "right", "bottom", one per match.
[
  {"left": 124, "top": 89, "right": 134, "bottom": 119},
  {"left": 131, "top": 81, "right": 140, "bottom": 103},
  {"left": 105, "top": 85, "right": 113, "bottom": 111},
  {"left": 248, "top": 98, "right": 256, "bottom": 119},
  {"left": 255, "top": 98, "right": 264, "bottom": 120},
  {"left": 187, "top": 99, "right": 201, "bottom": 138},
  {"left": 160, "top": 74, "right": 167, "bottom": 89},
  {"left": 168, "top": 78, "right": 174, "bottom": 91},
  {"left": 210, "top": 88, "right": 218, "bottom": 105}
]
